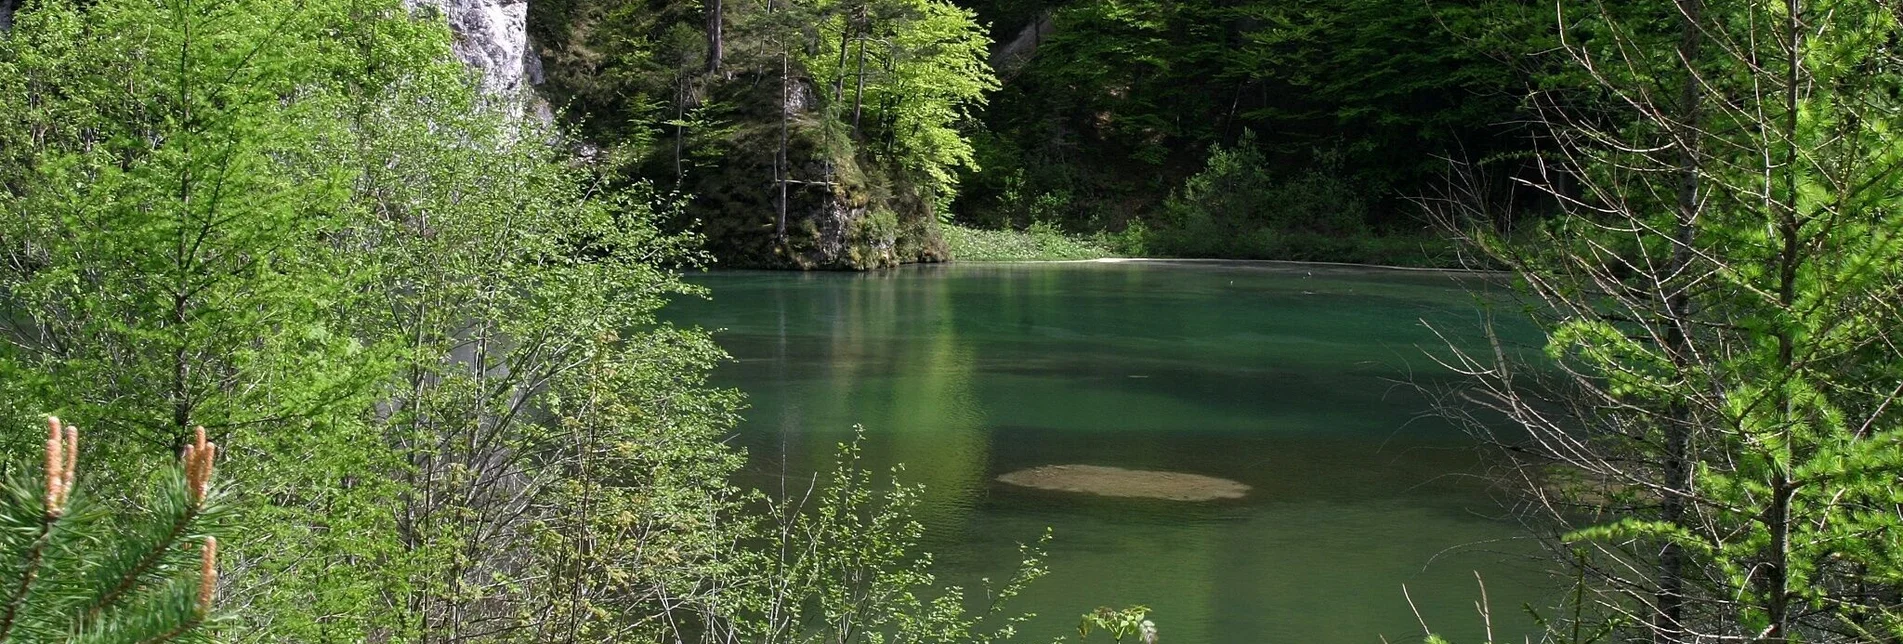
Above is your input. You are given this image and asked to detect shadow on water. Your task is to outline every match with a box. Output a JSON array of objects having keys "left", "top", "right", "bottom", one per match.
[{"left": 666, "top": 261, "right": 1554, "bottom": 644}]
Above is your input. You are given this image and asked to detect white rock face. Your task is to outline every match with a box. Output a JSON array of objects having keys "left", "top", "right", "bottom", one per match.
[
  {"left": 408, "top": 0, "right": 544, "bottom": 96},
  {"left": 3, "top": 0, "right": 547, "bottom": 119},
  {"left": 2, "top": 0, "right": 542, "bottom": 99}
]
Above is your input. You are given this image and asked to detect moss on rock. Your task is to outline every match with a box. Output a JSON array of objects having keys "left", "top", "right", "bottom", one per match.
[{"left": 684, "top": 74, "right": 946, "bottom": 270}]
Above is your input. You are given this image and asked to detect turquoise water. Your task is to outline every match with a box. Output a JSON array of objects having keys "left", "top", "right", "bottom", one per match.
[{"left": 667, "top": 260, "right": 1551, "bottom": 643}]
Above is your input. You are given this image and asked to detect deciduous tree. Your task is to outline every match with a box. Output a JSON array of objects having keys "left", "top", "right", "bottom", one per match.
[{"left": 1431, "top": 0, "right": 1903, "bottom": 640}]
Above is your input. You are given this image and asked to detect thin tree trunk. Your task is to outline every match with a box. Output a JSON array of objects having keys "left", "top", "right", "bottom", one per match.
[
  {"left": 1221, "top": 80, "right": 1244, "bottom": 144},
  {"left": 851, "top": 36, "right": 868, "bottom": 135},
  {"left": 675, "top": 82, "right": 686, "bottom": 180},
  {"left": 1760, "top": 1, "right": 1805, "bottom": 639},
  {"left": 833, "top": 6, "right": 853, "bottom": 101},
  {"left": 777, "top": 50, "right": 790, "bottom": 240},
  {"left": 1654, "top": 1, "right": 1704, "bottom": 641},
  {"left": 172, "top": 297, "right": 190, "bottom": 439},
  {"left": 172, "top": 6, "right": 194, "bottom": 450}
]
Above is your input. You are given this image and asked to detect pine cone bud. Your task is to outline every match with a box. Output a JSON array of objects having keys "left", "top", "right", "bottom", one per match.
[{"left": 198, "top": 536, "right": 218, "bottom": 613}]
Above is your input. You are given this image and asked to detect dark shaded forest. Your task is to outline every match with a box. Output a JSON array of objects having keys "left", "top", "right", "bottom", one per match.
[
  {"left": 954, "top": 0, "right": 1547, "bottom": 263},
  {"left": 525, "top": 0, "right": 1571, "bottom": 267}
]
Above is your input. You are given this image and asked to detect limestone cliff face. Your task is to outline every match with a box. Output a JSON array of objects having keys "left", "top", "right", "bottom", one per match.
[
  {"left": 408, "top": 0, "right": 550, "bottom": 119},
  {"left": 0, "top": 0, "right": 535, "bottom": 79}
]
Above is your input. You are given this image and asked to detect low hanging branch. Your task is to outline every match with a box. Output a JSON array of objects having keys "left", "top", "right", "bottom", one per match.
[{"left": 1424, "top": 1, "right": 1903, "bottom": 641}]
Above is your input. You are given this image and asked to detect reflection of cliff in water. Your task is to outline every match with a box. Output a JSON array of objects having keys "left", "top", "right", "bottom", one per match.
[{"left": 737, "top": 271, "right": 991, "bottom": 537}]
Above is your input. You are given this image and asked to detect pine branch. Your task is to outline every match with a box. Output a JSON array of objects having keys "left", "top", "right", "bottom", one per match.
[
  {"left": 136, "top": 616, "right": 203, "bottom": 644},
  {"left": 82, "top": 506, "right": 199, "bottom": 622},
  {"left": 0, "top": 514, "right": 54, "bottom": 642},
  {"left": 69, "top": 575, "right": 213, "bottom": 644},
  {"left": 85, "top": 427, "right": 215, "bottom": 621},
  {"left": 0, "top": 416, "right": 76, "bottom": 642}
]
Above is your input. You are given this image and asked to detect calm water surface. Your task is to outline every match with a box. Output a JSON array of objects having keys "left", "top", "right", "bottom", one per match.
[{"left": 666, "top": 260, "right": 1552, "bottom": 643}]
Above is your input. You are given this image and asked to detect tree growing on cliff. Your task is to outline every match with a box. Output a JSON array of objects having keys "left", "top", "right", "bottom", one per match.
[
  {"left": 1432, "top": 0, "right": 1903, "bottom": 640},
  {"left": 809, "top": 0, "right": 995, "bottom": 211}
]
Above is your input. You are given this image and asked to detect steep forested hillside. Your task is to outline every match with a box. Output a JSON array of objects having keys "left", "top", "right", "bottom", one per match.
[
  {"left": 955, "top": 0, "right": 1552, "bottom": 263},
  {"left": 527, "top": 0, "right": 994, "bottom": 268}
]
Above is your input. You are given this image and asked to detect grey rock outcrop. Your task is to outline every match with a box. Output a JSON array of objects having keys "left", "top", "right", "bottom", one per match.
[{"left": 407, "top": 0, "right": 547, "bottom": 108}]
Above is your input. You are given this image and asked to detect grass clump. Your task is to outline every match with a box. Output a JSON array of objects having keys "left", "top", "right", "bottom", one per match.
[{"left": 944, "top": 222, "right": 1117, "bottom": 261}]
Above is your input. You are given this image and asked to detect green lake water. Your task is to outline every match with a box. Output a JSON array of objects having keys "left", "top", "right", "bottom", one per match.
[{"left": 666, "top": 260, "right": 1552, "bottom": 643}]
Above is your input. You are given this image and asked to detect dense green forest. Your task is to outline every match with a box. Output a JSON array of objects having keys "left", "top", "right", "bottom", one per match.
[
  {"left": 7, "top": 0, "right": 1903, "bottom": 641},
  {"left": 524, "top": 0, "right": 1549, "bottom": 267},
  {"left": 0, "top": 1, "right": 1047, "bottom": 639},
  {"left": 954, "top": 0, "right": 1541, "bottom": 264}
]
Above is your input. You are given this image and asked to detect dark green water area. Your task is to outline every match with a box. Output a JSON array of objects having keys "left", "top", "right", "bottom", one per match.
[{"left": 667, "top": 260, "right": 1553, "bottom": 643}]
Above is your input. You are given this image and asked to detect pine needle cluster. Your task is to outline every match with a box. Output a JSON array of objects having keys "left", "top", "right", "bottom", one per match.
[{"left": 0, "top": 420, "right": 232, "bottom": 643}]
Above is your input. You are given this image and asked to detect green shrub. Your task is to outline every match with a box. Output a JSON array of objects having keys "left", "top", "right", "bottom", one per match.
[
  {"left": 1077, "top": 605, "right": 1156, "bottom": 642},
  {"left": 849, "top": 208, "right": 905, "bottom": 267},
  {"left": 730, "top": 428, "right": 1052, "bottom": 643},
  {"left": 943, "top": 223, "right": 1116, "bottom": 261},
  {"left": 1152, "top": 131, "right": 1428, "bottom": 262}
]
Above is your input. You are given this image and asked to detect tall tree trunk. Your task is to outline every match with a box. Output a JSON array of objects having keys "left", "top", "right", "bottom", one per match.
[
  {"left": 833, "top": 5, "right": 854, "bottom": 101},
  {"left": 707, "top": 0, "right": 723, "bottom": 74},
  {"left": 172, "top": 15, "right": 194, "bottom": 449},
  {"left": 777, "top": 50, "right": 790, "bottom": 240},
  {"left": 674, "top": 82, "right": 686, "bottom": 181},
  {"left": 1760, "top": 1, "right": 1805, "bottom": 639}
]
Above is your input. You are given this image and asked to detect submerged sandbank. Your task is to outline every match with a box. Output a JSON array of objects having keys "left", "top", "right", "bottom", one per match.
[{"left": 997, "top": 464, "right": 1250, "bottom": 501}]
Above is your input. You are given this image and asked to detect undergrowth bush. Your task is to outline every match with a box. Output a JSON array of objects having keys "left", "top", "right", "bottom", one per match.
[{"left": 944, "top": 223, "right": 1116, "bottom": 261}]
